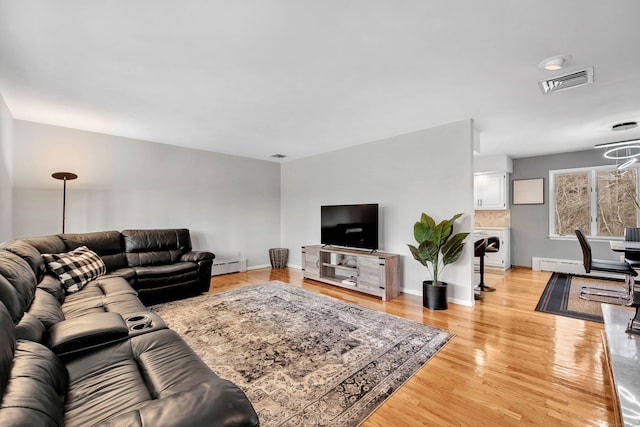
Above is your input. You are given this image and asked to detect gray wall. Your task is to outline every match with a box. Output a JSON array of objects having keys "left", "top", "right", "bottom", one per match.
[
  {"left": 0, "top": 93, "right": 13, "bottom": 242},
  {"left": 281, "top": 120, "right": 475, "bottom": 306},
  {"left": 511, "top": 148, "right": 620, "bottom": 267},
  {"left": 11, "top": 120, "right": 282, "bottom": 268}
]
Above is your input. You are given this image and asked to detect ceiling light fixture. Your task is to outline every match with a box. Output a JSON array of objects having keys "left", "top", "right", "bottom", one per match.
[
  {"left": 604, "top": 145, "right": 640, "bottom": 160},
  {"left": 612, "top": 121, "right": 638, "bottom": 131},
  {"left": 544, "top": 58, "right": 565, "bottom": 71},
  {"left": 596, "top": 121, "right": 640, "bottom": 169},
  {"left": 539, "top": 54, "right": 572, "bottom": 71},
  {"left": 595, "top": 138, "right": 640, "bottom": 149},
  {"left": 618, "top": 158, "right": 638, "bottom": 170}
]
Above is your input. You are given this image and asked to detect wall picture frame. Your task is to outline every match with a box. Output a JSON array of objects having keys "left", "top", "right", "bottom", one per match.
[{"left": 513, "top": 178, "right": 544, "bottom": 205}]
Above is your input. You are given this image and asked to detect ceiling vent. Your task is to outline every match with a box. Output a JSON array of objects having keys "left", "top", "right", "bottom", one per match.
[{"left": 538, "top": 67, "right": 594, "bottom": 95}]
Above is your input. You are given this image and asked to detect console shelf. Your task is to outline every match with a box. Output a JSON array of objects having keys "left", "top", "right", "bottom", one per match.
[{"left": 301, "top": 245, "right": 400, "bottom": 301}]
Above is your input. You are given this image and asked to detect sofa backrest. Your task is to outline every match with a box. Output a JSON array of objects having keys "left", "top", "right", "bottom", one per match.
[
  {"left": 20, "top": 235, "right": 66, "bottom": 255},
  {"left": 0, "top": 250, "right": 37, "bottom": 323},
  {"left": 2, "top": 240, "right": 46, "bottom": 283},
  {"left": 0, "top": 300, "right": 68, "bottom": 427},
  {"left": 0, "top": 302, "right": 16, "bottom": 400},
  {"left": 122, "top": 229, "right": 192, "bottom": 267},
  {"left": 59, "top": 231, "right": 127, "bottom": 272}
]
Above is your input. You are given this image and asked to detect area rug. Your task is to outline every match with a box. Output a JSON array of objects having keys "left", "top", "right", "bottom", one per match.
[
  {"left": 150, "top": 281, "right": 452, "bottom": 427},
  {"left": 535, "top": 272, "right": 628, "bottom": 322}
]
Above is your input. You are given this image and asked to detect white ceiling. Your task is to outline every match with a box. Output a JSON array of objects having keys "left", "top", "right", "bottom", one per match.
[{"left": 1, "top": 1, "right": 640, "bottom": 162}]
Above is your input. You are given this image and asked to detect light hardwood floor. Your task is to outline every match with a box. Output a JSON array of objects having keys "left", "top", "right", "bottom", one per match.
[{"left": 208, "top": 267, "right": 616, "bottom": 426}]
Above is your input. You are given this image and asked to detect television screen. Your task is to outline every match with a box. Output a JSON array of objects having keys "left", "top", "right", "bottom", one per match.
[{"left": 321, "top": 204, "right": 379, "bottom": 250}]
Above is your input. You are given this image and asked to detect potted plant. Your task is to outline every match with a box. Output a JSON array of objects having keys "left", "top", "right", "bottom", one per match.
[{"left": 408, "top": 212, "right": 469, "bottom": 310}]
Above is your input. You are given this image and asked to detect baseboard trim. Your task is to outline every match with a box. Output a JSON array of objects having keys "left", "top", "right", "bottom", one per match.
[
  {"left": 247, "top": 263, "right": 271, "bottom": 271},
  {"left": 400, "top": 287, "right": 473, "bottom": 307},
  {"left": 531, "top": 256, "right": 623, "bottom": 279}
]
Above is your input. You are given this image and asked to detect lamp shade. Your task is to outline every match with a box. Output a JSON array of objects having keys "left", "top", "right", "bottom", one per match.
[{"left": 51, "top": 172, "right": 78, "bottom": 181}]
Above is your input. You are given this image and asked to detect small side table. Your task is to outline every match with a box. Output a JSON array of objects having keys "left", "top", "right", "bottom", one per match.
[{"left": 269, "top": 248, "right": 288, "bottom": 269}]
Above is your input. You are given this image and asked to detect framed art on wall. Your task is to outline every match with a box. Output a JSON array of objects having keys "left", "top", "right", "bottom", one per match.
[{"left": 513, "top": 178, "right": 544, "bottom": 205}]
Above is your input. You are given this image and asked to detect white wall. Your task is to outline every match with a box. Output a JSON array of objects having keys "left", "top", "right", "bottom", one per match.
[
  {"left": 0, "top": 93, "right": 13, "bottom": 242},
  {"left": 474, "top": 154, "right": 513, "bottom": 173},
  {"left": 511, "top": 149, "right": 621, "bottom": 266},
  {"left": 281, "top": 120, "right": 475, "bottom": 306},
  {"left": 11, "top": 120, "right": 281, "bottom": 267}
]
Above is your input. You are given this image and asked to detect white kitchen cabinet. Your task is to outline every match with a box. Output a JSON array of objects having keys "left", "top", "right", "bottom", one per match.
[
  {"left": 474, "top": 172, "right": 508, "bottom": 210},
  {"left": 474, "top": 228, "right": 511, "bottom": 269}
]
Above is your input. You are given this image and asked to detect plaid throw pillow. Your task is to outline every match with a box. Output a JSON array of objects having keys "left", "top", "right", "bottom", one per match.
[{"left": 43, "top": 246, "right": 106, "bottom": 293}]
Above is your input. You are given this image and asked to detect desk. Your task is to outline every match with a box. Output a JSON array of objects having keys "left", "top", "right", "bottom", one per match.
[{"left": 610, "top": 241, "right": 640, "bottom": 252}]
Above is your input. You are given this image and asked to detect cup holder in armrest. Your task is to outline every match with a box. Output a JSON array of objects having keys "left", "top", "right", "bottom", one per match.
[
  {"left": 122, "top": 312, "right": 167, "bottom": 335},
  {"left": 131, "top": 321, "right": 152, "bottom": 331}
]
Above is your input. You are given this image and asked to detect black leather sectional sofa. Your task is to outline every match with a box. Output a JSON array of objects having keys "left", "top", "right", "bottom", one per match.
[{"left": 0, "top": 229, "right": 259, "bottom": 426}]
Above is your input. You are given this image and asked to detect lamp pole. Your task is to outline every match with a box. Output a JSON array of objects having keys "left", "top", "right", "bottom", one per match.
[{"left": 51, "top": 172, "right": 78, "bottom": 233}]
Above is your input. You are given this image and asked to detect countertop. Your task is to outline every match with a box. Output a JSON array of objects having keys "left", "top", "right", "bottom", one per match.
[
  {"left": 474, "top": 226, "right": 510, "bottom": 230},
  {"left": 602, "top": 304, "right": 640, "bottom": 426}
]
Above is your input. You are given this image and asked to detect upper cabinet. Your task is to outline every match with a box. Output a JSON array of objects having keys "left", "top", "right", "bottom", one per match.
[{"left": 474, "top": 172, "right": 508, "bottom": 210}]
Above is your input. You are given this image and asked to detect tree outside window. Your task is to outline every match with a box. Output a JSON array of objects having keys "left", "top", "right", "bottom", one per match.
[{"left": 550, "top": 166, "right": 638, "bottom": 237}]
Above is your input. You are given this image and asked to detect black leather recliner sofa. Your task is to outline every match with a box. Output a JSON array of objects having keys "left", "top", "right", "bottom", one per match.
[
  {"left": 0, "top": 228, "right": 259, "bottom": 426},
  {"left": 22, "top": 228, "right": 214, "bottom": 304}
]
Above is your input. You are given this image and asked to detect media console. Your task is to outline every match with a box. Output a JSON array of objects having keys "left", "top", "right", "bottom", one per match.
[{"left": 301, "top": 245, "right": 400, "bottom": 301}]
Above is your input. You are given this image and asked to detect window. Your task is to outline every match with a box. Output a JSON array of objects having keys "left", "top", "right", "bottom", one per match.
[{"left": 549, "top": 165, "right": 639, "bottom": 238}]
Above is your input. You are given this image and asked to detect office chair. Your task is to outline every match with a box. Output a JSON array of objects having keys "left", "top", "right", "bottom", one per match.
[
  {"left": 575, "top": 228, "right": 637, "bottom": 302},
  {"left": 624, "top": 227, "right": 640, "bottom": 268}
]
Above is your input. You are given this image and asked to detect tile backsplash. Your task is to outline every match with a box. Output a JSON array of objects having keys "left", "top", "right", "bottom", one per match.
[{"left": 474, "top": 210, "right": 511, "bottom": 228}]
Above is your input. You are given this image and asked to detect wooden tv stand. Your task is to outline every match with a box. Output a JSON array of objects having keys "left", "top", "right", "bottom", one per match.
[{"left": 301, "top": 245, "right": 400, "bottom": 301}]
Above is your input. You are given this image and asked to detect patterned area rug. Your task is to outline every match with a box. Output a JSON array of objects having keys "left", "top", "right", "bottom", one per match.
[
  {"left": 150, "top": 281, "right": 452, "bottom": 427},
  {"left": 535, "top": 272, "right": 628, "bottom": 322}
]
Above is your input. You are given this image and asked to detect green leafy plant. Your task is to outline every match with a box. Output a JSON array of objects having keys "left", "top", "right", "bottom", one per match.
[{"left": 408, "top": 213, "right": 469, "bottom": 285}]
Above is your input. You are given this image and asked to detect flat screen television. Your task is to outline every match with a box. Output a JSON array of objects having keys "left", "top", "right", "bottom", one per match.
[{"left": 321, "top": 204, "right": 379, "bottom": 250}]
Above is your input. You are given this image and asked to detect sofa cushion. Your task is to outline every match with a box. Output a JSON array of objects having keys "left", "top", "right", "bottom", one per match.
[
  {"left": 37, "top": 275, "right": 66, "bottom": 304},
  {"left": 43, "top": 246, "right": 107, "bottom": 293},
  {"left": 27, "top": 288, "right": 65, "bottom": 329},
  {"left": 0, "top": 339, "right": 68, "bottom": 427},
  {"left": 64, "top": 338, "right": 155, "bottom": 426},
  {"left": 133, "top": 262, "right": 198, "bottom": 290},
  {"left": 127, "top": 250, "right": 181, "bottom": 267},
  {"left": 104, "top": 267, "right": 136, "bottom": 283},
  {"left": 122, "top": 228, "right": 192, "bottom": 253},
  {"left": 0, "top": 275, "right": 23, "bottom": 324},
  {"left": 63, "top": 276, "right": 137, "bottom": 302},
  {"left": 64, "top": 329, "right": 258, "bottom": 427},
  {"left": 122, "top": 229, "right": 192, "bottom": 267},
  {"left": 0, "top": 250, "right": 38, "bottom": 322},
  {"left": 2, "top": 240, "right": 46, "bottom": 282},
  {"left": 61, "top": 277, "right": 145, "bottom": 321},
  {"left": 59, "top": 231, "right": 127, "bottom": 272},
  {"left": 15, "top": 312, "right": 45, "bottom": 342},
  {"left": 62, "top": 292, "right": 146, "bottom": 320}
]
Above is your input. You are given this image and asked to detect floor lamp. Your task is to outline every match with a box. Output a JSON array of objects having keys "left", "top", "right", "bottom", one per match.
[{"left": 52, "top": 172, "right": 78, "bottom": 233}]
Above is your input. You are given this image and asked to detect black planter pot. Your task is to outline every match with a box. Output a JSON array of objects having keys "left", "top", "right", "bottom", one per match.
[{"left": 423, "top": 281, "right": 448, "bottom": 310}]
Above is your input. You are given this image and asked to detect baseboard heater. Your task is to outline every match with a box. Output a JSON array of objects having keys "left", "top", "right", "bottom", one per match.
[
  {"left": 211, "top": 258, "right": 247, "bottom": 276},
  {"left": 531, "top": 257, "right": 622, "bottom": 279}
]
